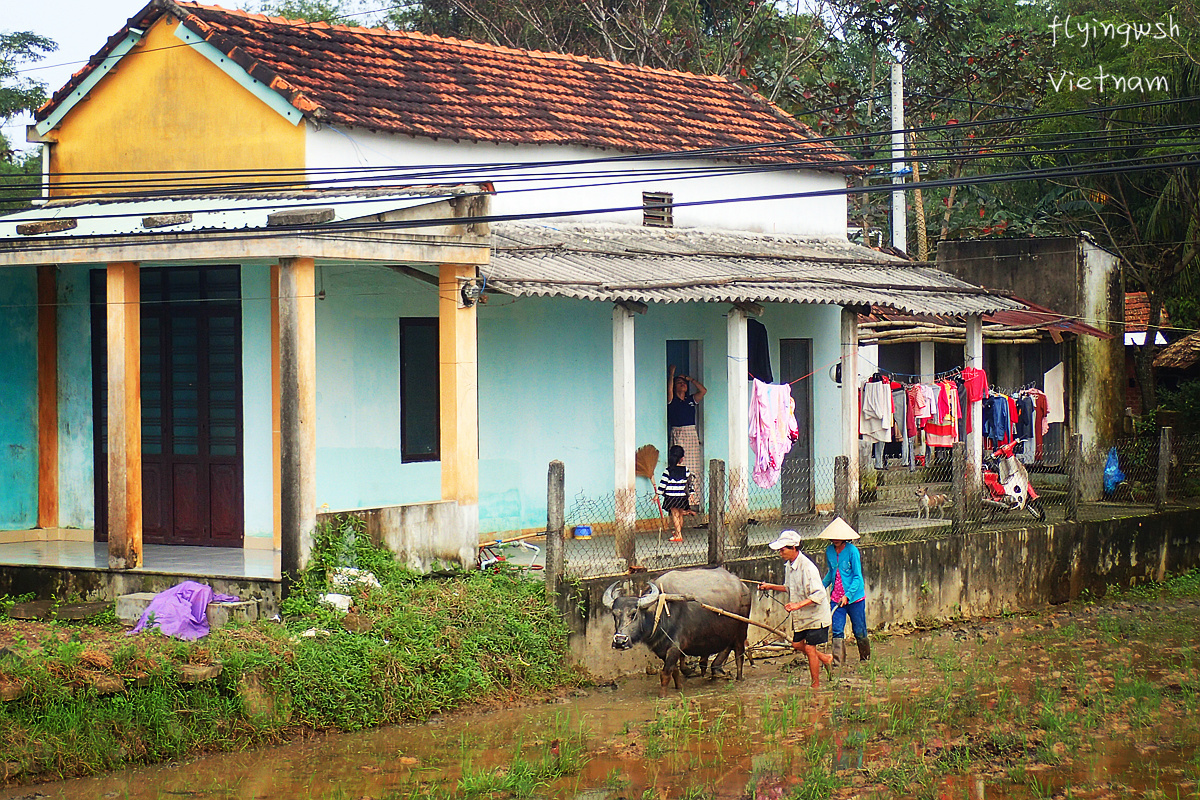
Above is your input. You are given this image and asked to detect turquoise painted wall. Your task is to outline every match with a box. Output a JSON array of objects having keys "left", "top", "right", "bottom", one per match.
[
  {"left": 314, "top": 264, "right": 441, "bottom": 511},
  {"left": 0, "top": 267, "right": 37, "bottom": 529},
  {"left": 57, "top": 265, "right": 95, "bottom": 528},
  {"left": 240, "top": 263, "right": 274, "bottom": 541},
  {"left": 476, "top": 298, "right": 843, "bottom": 533}
]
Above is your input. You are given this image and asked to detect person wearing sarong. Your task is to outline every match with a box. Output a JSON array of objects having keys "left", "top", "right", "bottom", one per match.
[{"left": 668, "top": 364, "right": 706, "bottom": 511}]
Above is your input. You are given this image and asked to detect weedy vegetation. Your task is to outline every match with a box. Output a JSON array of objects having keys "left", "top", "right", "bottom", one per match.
[{"left": 0, "top": 516, "right": 581, "bottom": 785}]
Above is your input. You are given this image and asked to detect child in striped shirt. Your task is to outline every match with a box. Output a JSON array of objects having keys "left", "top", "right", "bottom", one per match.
[{"left": 658, "top": 444, "right": 695, "bottom": 543}]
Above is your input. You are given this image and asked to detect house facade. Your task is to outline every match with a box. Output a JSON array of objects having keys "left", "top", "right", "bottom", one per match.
[{"left": 0, "top": 0, "right": 1023, "bottom": 575}]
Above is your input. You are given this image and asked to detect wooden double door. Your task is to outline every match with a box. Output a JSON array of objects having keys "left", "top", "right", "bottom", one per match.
[{"left": 92, "top": 267, "right": 244, "bottom": 546}]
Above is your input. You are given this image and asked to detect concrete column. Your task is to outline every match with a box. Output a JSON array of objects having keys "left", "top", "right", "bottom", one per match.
[
  {"left": 919, "top": 341, "right": 934, "bottom": 383},
  {"left": 727, "top": 306, "right": 749, "bottom": 543},
  {"left": 613, "top": 304, "right": 637, "bottom": 569},
  {"left": 707, "top": 458, "right": 726, "bottom": 565},
  {"left": 270, "top": 264, "right": 282, "bottom": 550},
  {"left": 840, "top": 307, "right": 860, "bottom": 528},
  {"left": 951, "top": 441, "right": 966, "bottom": 534},
  {"left": 1066, "top": 433, "right": 1082, "bottom": 522},
  {"left": 546, "top": 460, "right": 565, "bottom": 599},
  {"left": 439, "top": 265, "right": 480, "bottom": 551},
  {"left": 37, "top": 264, "right": 58, "bottom": 529},
  {"left": 964, "top": 315, "right": 983, "bottom": 523},
  {"left": 279, "top": 257, "right": 317, "bottom": 578},
  {"left": 106, "top": 261, "right": 141, "bottom": 569},
  {"left": 1157, "top": 427, "right": 1173, "bottom": 510}
]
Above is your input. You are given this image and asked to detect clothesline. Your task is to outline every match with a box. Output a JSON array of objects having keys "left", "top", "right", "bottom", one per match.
[
  {"left": 857, "top": 357, "right": 965, "bottom": 384},
  {"left": 746, "top": 353, "right": 845, "bottom": 386}
]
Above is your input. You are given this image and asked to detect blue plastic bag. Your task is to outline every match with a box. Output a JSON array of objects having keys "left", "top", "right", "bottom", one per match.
[{"left": 1103, "top": 447, "right": 1125, "bottom": 496}]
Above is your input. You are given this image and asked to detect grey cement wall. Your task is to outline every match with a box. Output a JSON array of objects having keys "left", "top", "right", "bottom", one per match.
[
  {"left": 0, "top": 567, "right": 281, "bottom": 617},
  {"left": 564, "top": 509, "right": 1200, "bottom": 679},
  {"left": 318, "top": 501, "right": 477, "bottom": 572},
  {"left": 937, "top": 235, "right": 1125, "bottom": 449}
]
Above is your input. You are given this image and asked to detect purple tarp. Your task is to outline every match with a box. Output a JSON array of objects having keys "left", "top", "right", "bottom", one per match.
[{"left": 130, "top": 581, "right": 240, "bottom": 640}]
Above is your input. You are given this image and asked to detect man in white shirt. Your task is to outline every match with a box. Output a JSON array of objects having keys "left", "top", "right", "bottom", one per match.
[{"left": 759, "top": 530, "right": 834, "bottom": 688}]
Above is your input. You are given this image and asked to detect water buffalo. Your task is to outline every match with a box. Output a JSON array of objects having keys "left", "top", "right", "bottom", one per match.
[{"left": 602, "top": 566, "right": 751, "bottom": 694}]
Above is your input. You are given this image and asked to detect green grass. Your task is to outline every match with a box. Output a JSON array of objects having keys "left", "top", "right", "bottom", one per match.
[{"left": 0, "top": 516, "right": 582, "bottom": 784}]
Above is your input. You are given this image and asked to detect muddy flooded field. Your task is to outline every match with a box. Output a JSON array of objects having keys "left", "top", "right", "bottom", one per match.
[{"left": 8, "top": 591, "right": 1200, "bottom": 800}]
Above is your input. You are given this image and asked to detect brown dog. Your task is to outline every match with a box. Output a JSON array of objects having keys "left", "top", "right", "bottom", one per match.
[{"left": 915, "top": 487, "right": 949, "bottom": 519}]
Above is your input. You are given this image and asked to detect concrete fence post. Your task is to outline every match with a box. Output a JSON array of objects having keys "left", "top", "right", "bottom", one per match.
[
  {"left": 951, "top": 441, "right": 966, "bottom": 534},
  {"left": 1066, "top": 434, "right": 1082, "bottom": 522},
  {"left": 545, "top": 460, "right": 565, "bottom": 600},
  {"left": 834, "top": 455, "right": 849, "bottom": 525},
  {"left": 708, "top": 459, "right": 726, "bottom": 565},
  {"left": 1157, "top": 427, "right": 1173, "bottom": 511}
]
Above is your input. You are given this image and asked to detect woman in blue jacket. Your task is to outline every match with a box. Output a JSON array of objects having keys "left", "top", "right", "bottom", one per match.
[{"left": 819, "top": 517, "right": 870, "bottom": 666}]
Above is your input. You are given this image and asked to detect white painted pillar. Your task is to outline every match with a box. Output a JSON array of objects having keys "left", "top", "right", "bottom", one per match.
[
  {"left": 727, "top": 306, "right": 749, "bottom": 535},
  {"left": 965, "top": 315, "right": 983, "bottom": 516},
  {"left": 841, "top": 308, "right": 860, "bottom": 523},
  {"left": 919, "top": 341, "right": 935, "bottom": 384},
  {"left": 613, "top": 304, "right": 637, "bottom": 568},
  {"left": 891, "top": 61, "right": 907, "bottom": 255},
  {"left": 279, "top": 257, "right": 317, "bottom": 576}
]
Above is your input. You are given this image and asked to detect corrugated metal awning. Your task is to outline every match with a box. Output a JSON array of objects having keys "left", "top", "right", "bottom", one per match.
[
  {"left": 487, "top": 223, "right": 1024, "bottom": 316},
  {"left": 0, "top": 187, "right": 482, "bottom": 239}
]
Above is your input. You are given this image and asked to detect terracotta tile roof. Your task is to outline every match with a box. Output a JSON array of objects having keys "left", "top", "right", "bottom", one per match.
[
  {"left": 1125, "top": 291, "right": 1169, "bottom": 332},
  {"left": 1155, "top": 330, "right": 1200, "bottom": 370},
  {"left": 40, "top": 0, "right": 853, "bottom": 170}
]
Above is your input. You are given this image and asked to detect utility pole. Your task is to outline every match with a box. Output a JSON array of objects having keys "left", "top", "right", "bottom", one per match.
[{"left": 890, "top": 61, "right": 907, "bottom": 254}]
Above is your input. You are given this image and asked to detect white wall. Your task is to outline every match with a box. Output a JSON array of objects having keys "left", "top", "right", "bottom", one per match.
[{"left": 306, "top": 127, "right": 848, "bottom": 238}]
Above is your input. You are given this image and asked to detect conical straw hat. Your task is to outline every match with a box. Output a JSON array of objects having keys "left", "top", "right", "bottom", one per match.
[{"left": 817, "top": 516, "right": 860, "bottom": 541}]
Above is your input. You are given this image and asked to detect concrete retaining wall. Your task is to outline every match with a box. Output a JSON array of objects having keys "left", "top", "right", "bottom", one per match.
[
  {"left": 564, "top": 509, "right": 1200, "bottom": 679},
  {"left": 318, "top": 501, "right": 477, "bottom": 572},
  {"left": 0, "top": 568, "right": 281, "bottom": 618}
]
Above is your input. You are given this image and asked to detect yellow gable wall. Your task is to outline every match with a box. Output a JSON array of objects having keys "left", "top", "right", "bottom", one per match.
[{"left": 48, "top": 16, "right": 305, "bottom": 197}]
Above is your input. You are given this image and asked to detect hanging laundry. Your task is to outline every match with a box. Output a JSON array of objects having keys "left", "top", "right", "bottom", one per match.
[
  {"left": 860, "top": 379, "right": 893, "bottom": 445},
  {"left": 924, "top": 380, "right": 960, "bottom": 448},
  {"left": 961, "top": 366, "right": 989, "bottom": 404},
  {"left": 749, "top": 378, "right": 798, "bottom": 488}
]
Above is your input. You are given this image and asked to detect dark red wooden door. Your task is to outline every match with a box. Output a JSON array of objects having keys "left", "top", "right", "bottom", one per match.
[{"left": 92, "top": 267, "right": 244, "bottom": 546}]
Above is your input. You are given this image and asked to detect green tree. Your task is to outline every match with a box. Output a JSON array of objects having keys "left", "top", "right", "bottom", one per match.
[
  {"left": 0, "top": 31, "right": 56, "bottom": 213},
  {"left": 796, "top": 0, "right": 1055, "bottom": 257},
  {"left": 254, "top": 0, "right": 362, "bottom": 25},
  {"left": 1015, "top": 0, "right": 1200, "bottom": 412},
  {"left": 386, "top": 0, "right": 830, "bottom": 86}
]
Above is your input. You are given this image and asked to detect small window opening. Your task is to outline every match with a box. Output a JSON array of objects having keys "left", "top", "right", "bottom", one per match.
[{"left": 643, "top": 191, "right": 673, "bottom": 228}]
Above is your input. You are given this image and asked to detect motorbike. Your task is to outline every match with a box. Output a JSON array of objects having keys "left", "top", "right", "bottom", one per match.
[{"left": 981, "top": 440, "right": 1046, "bottom": 521}]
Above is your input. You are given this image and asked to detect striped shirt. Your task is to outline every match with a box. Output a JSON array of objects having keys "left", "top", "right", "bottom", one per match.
[{"left": 658, "top": 465, "right": 690, "bottom": 498}]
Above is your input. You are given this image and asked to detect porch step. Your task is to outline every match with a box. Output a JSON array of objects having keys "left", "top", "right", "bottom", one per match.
[
  {"left": 116, "top": 592, "right": 158, "bottom": 626},
  {"left": 115, "top": 592, "right": 260, "bottom": 630}
]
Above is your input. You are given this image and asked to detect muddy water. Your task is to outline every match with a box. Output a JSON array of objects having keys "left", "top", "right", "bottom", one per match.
[{"left": 8, "top": 603, "right": 1200, "bottom": 800}]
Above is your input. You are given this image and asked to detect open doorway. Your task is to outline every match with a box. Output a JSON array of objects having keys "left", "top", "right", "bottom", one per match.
[
  {"left": 780, "top": 338, "right": 814, "bottom": 516},
  {"left": 666, "top": 340, "right": 704, "bottom": 514}
]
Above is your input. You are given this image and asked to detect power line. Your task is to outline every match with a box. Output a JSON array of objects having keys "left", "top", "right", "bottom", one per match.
[{"left": 4, "top": 151, "right": 1199, "bottom": 255}]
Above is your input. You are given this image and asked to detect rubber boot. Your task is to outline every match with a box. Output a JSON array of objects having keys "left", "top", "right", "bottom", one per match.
[
  {"left": 857, "top": 637, "right": 871, "bottom": 662},
  {"left": 831, "top": 637, "right": 845, "bottom": 668}
]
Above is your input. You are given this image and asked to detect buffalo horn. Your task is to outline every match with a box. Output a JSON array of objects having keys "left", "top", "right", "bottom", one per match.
[
  {"left": 601, "top": 581, "right": 623, "bottom": 609},
  {"left": 636, "top": 581, "right": 661, "bottom": 608}
]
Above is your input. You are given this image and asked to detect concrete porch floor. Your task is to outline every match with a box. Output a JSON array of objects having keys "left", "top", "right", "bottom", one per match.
[{"left": 0, "top": 540, "right": 279, "bottom": 580}]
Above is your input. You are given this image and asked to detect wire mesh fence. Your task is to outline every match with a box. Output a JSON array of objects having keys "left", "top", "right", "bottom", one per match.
[{"left": 544, "top": 428, "right": 1200, "bottom": 581}]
